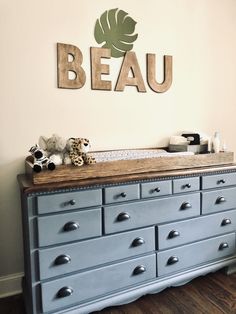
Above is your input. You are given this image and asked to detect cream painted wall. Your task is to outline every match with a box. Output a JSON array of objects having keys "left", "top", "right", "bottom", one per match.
[{"left": 0, "top": 0, "right": 236, "bottom": 291}]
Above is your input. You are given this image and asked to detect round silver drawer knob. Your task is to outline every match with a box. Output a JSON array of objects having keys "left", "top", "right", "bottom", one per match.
[{"left": 69, "top": 199, "right": 76, "bottom": 206}]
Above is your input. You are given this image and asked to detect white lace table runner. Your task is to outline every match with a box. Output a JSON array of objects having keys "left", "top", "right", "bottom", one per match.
[{"left": 92, "top": 149, "right": 194, "bottom": 163}]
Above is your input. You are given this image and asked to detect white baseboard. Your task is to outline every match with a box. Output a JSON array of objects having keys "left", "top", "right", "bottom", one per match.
[{"left": 0, "top": 272, "right": 23, "bottom": 298}]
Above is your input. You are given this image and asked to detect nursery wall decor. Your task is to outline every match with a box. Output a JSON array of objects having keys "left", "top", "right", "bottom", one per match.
[{"left": 57, "top": 8, "right": 173, "bottom": 93}]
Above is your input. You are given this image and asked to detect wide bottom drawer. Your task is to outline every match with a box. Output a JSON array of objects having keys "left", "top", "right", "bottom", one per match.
[
  {"left": 41, "top": 254, "right": 156, "bottom": 313},
  {"left": 157, "top": 233, "right": 236, "bottom": 277}
]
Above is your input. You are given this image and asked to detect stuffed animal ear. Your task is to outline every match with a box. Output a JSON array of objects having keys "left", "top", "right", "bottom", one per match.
[{"left": 39, "top": 136, "right": 48, "bottom": 150}]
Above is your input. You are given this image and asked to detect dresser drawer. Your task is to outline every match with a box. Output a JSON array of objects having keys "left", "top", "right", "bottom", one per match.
[
  {"left": 202, "top": 172, "right": 236, "bottom": 190},
  {"left": 104, "top": 184, "right": 140, "bottom": 204},
  {"left": 157, "top": 233, "right": 236, "bottom": 277},
  {"left": 37, "top": 208, "right": 101, "bottom": 247},
  {"left": 37, "top": 189, "right": 102, "bottom": 214},
  {"left": 157, "top": 209, "right": 236, "bottom": 250},
  {"left": 202, "top": 187, "right": 236, "bottom": 214},
  {"left": 141, "top": 180, "right": 172, "bottom": 198},
  {"left": 104, "top": 193, "right": 200, "bottom": 234},
  {"left": 38, "top": 227, "right": 155, "bottom": 280},
  {"left": 173, "top": 177, "right": 199, "bottom": 194},
  {"left": 41, "top": 254, "right": 156, "bottom": 313}
]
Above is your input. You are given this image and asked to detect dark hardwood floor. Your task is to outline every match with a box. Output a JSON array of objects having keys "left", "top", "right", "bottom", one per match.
[{"left": 0, "top": 270, "right": 235, "bottom": 314}]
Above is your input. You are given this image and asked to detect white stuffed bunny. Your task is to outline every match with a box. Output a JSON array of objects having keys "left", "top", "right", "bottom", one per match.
[{"left": 39, "top": 134, "right": 71, "bottom": 166}]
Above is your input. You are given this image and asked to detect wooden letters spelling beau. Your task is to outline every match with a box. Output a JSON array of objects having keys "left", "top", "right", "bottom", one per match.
[{"left": 57, "top": 43, "right": 172, "bottom": 93}]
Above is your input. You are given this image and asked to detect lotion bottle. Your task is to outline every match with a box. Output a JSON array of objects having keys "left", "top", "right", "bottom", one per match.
[{"left": 212, "top": 132, "right": 220, "bottom": 153}]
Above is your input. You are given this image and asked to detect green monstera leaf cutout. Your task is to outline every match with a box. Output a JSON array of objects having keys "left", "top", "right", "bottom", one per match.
[{"left": 94, "top": 8, "right": 138, "bottom": 58}]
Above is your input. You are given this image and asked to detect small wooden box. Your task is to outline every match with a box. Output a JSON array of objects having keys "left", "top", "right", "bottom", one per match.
[{"left": 25, "top": 150, "right": 234, "bottom": 185}]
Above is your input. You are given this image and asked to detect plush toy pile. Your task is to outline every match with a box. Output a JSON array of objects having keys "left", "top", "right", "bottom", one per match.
[{"left": 29, "top": 134, "right": 96, "bottom": 172}]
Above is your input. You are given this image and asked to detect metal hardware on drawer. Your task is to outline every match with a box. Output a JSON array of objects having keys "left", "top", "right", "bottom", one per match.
[
  {"left": 54, "top": 254, "right": 71, "bottom": 266},
  {"left": 120, "top": 192, "right": 127, "bottom": 198},
  {"left": 167, "top": 256, "right": 179, "bottom": 265},
  {"left": 153, "top": 187, "right": 161, "bottom": 193},
  {"left": 133, "top": 265, "right": 146, "bottom": 275},
  {"left": 57, "top": 287, "right": 73, "bottom": 298},
  {"left": 217, "top": 179, "right": 226, "bottom": 184},
  {"left": 132, "top": 237, "right": 145, "bottom": 247},
  {"left": 69, "top": 199, "right": 76, "bottom": 206},
  {"left": 184, "top": 184, "right": 191, "bottom": 188},
  {"left": 216, "top": 196, "right": 226, "bottom": 204},
  {"left": 181, "top": 202, "right": 192, "bottom": 210},
  {"left": 117, "top": 212, "right": 130, "bottom": 222},
  {"left": 63, "top": 221, "right": 80, "bottom": 232},
  {"left": 219, "top": 242, "right": 229, "bottom": 250},
  {"left": 168, "top": 230, "right": 180, "bottom": 239},
  {"left": 221, "top": 218, "right": 231, "bottom": 226}
]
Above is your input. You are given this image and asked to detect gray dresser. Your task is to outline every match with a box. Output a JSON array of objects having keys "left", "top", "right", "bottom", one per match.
[{"left": 18, "top": 165, "right": 236, "bottom": 314}]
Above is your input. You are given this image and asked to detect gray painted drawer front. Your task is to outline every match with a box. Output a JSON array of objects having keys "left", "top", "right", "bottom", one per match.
[
  {"left": 158, "top": 209, "right": 236, "bottom": 250},
  {"left": 202, "top": 187, "right": 236, "bottom": 214},
  {"left": 41, "top": 254, "right": 156, "bottom": 313},
  {"left": 202, "top": 172, "right": 236, "bottom": 190},
  {"left": 141, "top": 180, "right": 172, "bottom": 199},
  {"left": 104, "top": 184, "right": 140, "bottom": 204},
  {"left": 157, "top": 233, "right": 236, "bottom": 277},
  {"left": 173, "top": 177, "right": 199, "bottom": 194},
  {"left": 38, "top": 227, "right": 155, "bottom": 280},
  {"left": 104, "top": 193, "right": 200, "bottom": 234},
  {"left": 37, "top": 208, "right": 101, "bottom": 247},
  {"left": 37, "top": 189, "right": 102, "bottom": 214}
]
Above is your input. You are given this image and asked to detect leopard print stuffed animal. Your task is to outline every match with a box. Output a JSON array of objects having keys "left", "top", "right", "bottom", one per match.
[{"left": 67, "top": 138, "right": 96, "bottom": 166}]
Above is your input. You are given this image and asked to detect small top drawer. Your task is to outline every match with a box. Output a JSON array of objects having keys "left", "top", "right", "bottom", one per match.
[
  {"left": 37, "top": 189, "right": 102, "bottom": 214},
  {"left": 104, "top": 184, "right": 140, "bottom": 204},
  {"left": 173, "top": 177, "right": 199, "bottom": 194},
  {"left": 202, "top": 172, "right": 236, "bottom": 190},
  {"left": 202, "top": 187, "right": 236, "bottom": 214},
  {"left": 141, "top": 180, "right": 172, "bottom": 198}
]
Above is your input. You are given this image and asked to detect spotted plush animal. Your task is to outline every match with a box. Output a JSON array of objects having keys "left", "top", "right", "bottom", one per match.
[{"left": 68, "top": 138, "right": 96, "bottom": 166}]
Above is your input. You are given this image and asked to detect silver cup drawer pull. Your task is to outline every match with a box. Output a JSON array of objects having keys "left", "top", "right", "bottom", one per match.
[
  {"left": 168, "top": 230, "right": 180, "bottom": 239},
  {"left": 57, "top": 287, "right": 73, "bottom": 298},
  {"left": 132, "top": 237, "right": 145, "bottom": 247},
  {"left": 133, "top": 265, "right": 146, "bottom": 275},
  {"left": 181, "top": 202, "right": 192, "bottom": 210},
  {"left": 221, "top": 218, "right": 231, "bottom": 226},
  {"left": 216, "top": 196, "right": 226, "bottom": 204},
  {"left": 63, "top": 221, "right": 79, "bottom": 232},
  {"left": 117, "top": 212, "right": 130, "bottom": 222},
  {"left": 219, "top": 242, "right": 229, "bottom": 250},
  {"left": 54, "top": 254, "right": 71, "bottom": 266}
]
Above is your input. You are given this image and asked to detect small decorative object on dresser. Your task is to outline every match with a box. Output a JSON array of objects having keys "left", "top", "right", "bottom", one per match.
[
  {"left": 39, "top": 134, "right": 71, "bottom": 166},
  {"left": 212, "top": 131, "right": 221, "bottom": 153},
  {"left": 29, "top": 144, "right": 55, "bottom": 172},
  {"left": 18, "top": 158, "right": 236, "bottom": 314},
  {"left": 67, "top": 137, "right": 96, "bottom": 166}
]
